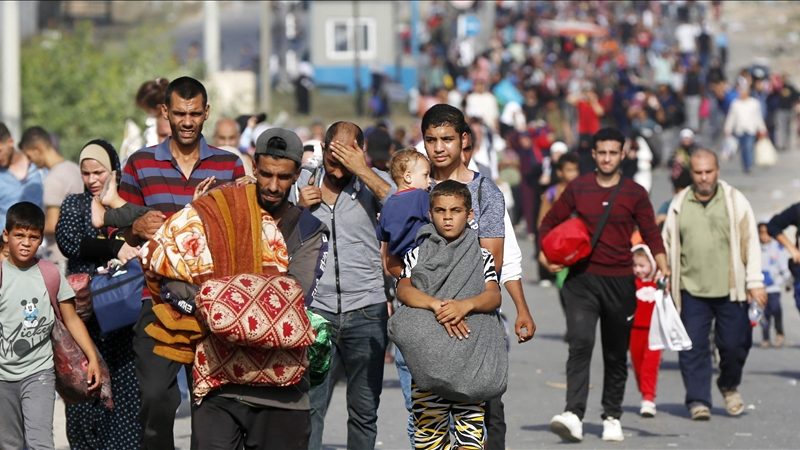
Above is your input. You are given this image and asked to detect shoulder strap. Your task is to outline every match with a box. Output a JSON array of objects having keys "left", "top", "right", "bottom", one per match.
[
  {"left": 590, "top": 178, "right": 624, "bottom": 251},
  {"left": 37, "top": 259, "right": 63, "bottom": 322},
  {"left": 476, "top": 176, "right": 484, "bottom": 228}
]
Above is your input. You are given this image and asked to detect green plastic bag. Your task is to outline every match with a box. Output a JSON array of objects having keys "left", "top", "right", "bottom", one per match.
[
  {"left": 555, "top": 268, "right": 569, "bottom": 289},
  {"left": 307, "top": 310, "right": 332, "bottom": 387}
]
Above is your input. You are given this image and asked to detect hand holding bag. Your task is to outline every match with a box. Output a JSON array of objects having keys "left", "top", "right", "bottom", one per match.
[
  {"left": 91, "top": 259, "right": 145, "bottom": 334},
  {"left": 542, "top": 179, "right": 623, "bottom": 266},
  {"left": 648, "top": 288, "right": 692, "bottom": 351},
  {"left": 35, "top": 260, "right": 114, "bottom": 409}
]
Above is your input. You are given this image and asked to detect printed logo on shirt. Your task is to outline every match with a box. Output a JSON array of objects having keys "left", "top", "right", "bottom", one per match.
[{"left": 0, "top": 297, "right": 52, "bottom": 358}]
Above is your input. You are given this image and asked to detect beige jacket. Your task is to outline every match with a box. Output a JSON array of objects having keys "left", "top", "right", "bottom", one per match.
[{"left": 662, "top": 180, "right": 764, "bottom": 311}]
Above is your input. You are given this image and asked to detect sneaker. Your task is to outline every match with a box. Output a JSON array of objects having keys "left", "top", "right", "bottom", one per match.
[
  {"left": 602, "top": 417, "right": 624, "bottom": 442},
  {"left": 721, "top": 389, "right": 744, "bottom": 416},
  {"left": 774, "top": 334, "right": 785, "bottom": 348},
  {"left": 640, "top": 400, "right": 657, "bottom": 418},
  {"left": 538, "top": 279, "right": 554, "bottom": 288},
  {"left": 759, "top": 340, "right": 771, "bottom": 349},
  {"left": 549, "top": 411, "right": 583, "bottom": 442},
  {"left": 689, "top": 403, "right": 711, "bottom": 421}
]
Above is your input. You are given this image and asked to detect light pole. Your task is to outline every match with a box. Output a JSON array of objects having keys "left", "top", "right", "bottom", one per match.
[
  {"left": 1, "top": 1, "right": 22, "bottom": 138},
  {"left": 260, "top": 2, "right": 272, "bottom": 115},
  {"left": 203, "top": 1, "right": 220, "bottom": 76},
  {"left": 353, "top": 1, "right": 363, "bottom": 116}
]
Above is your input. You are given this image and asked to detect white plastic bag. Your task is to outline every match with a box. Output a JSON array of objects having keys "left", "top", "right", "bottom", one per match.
[
  {"left": 755, "top": 137, "right": 778, "bottom": 167},
  {"left": 649, "top": 289, "right": 692, "bottom": 351}
]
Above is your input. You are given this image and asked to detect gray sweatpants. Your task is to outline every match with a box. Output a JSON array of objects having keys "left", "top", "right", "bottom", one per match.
[{"left": 0, "top": 368, "right": 56, "bottom": 450}]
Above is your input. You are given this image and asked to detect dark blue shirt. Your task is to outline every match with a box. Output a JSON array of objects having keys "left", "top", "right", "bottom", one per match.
[{"left": 376, "top": 188, "right": 430, "bottom": 256}]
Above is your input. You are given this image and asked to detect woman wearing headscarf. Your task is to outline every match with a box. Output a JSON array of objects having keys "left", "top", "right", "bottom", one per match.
[{"left": 55, "top": 139, "right": 142, "bottom": 448}]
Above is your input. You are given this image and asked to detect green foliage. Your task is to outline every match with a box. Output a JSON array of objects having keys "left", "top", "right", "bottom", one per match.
[{"left": 21, "top": 21, "right": 183, "bottom": 161}]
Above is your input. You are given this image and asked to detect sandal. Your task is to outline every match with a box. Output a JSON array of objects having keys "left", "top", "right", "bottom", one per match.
[
  {"left": 721, "top": 390, "right": 744, "bottom": 416},
  {"left": 689, "top": 404, "right": 711, "bottom": 421}
]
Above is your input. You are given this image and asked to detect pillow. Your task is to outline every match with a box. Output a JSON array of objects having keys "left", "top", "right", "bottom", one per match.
[{"left": 196, "top": 274, "right": 315, "bottom": 349}]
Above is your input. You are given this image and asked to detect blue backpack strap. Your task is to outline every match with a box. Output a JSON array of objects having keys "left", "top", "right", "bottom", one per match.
[{"left": 37, "top": 259, "right": 63, "bottom": 322}]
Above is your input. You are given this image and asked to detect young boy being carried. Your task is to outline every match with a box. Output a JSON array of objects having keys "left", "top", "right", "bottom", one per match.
[
  {"left": 0, "top": 202, "right": 101, "bottom": 450},
  {"left": 376, "top": 148, "right": 431, "bottom": 273},
  {"left": 390, "top": 180, "right": 506, "bottom": 449}
]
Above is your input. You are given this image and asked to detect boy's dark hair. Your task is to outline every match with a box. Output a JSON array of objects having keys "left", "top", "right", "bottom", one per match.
[
  {"left": 429, "top": 180, "right": 472, "bottom": 210},
  {"left": 592, "top": 127, "right": 626, "bottom": 150},
  {"left": 555, "top": 152, "right": 580, "bottom": 172},
  {"left": 421, "top": 104, "right": 468, "bottom": 136},
  {"left": 323, "top": 121, "right": 364, "bottom": 150},
  {"left": 0, "top": 122, "right": 11, "bottom": 141},
  {"left": 165, "top": 76, "right": 207, "bottom": 107},
  {"left": 5, "top": 202, "right": 45, "bottom": 232},
  {"left": 18, "top": 126, "right": 54, "bottom": 151}
]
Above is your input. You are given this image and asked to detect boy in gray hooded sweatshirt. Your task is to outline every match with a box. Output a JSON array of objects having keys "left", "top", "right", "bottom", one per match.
[{"left": 389, "top": 180, "right": 505, "bottom": 449}]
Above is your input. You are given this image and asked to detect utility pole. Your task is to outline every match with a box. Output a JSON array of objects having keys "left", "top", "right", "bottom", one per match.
[
  {"left": 260, "top": 2, "right": 272, "bottom": 115},
  {"left": 1, "top": 1, "right": 22, "bottom": 138},
  {"left": 203, "top": 1, "right": 221, "bottom": 76},
  {"left": 353, "top": 1, "right": 363, "bottom": 116}
]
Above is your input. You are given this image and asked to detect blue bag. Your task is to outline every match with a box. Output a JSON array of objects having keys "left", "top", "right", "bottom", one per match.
[{"left": 91, "top": 259, "right": 144, "bottom": 334}]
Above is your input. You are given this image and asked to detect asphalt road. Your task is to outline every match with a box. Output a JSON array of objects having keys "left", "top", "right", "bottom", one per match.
[{"left": 53, "top": 132, "right": 800, "bottom": 449}]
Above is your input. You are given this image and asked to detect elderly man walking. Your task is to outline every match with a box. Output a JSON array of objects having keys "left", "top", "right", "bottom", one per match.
[{"left": 662, "top": 148, "right": 766, "bottom": 421}]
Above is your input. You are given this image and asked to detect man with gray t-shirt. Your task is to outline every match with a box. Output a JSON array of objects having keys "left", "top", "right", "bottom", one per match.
[{"left": 19, "top": 127, "right": 82, "bottom": 271}]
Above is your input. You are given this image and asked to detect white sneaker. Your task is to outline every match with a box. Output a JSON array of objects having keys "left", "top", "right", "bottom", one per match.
[
  {"left": 549, "top": 411, "right": 583, "bottom": 442},
  {"left": 602, "top": 417, "right": 624, "bottom": 442},
  {"left": 640, "top": 400, "right": 656, "bottom": 418}
]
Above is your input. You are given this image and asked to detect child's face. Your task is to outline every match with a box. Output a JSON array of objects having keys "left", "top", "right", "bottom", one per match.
[
  {"left": 406, "top": 159, "right": 431, "bottom": 190},
  {"left": 557, "top": 162, "right": 580, "bottom": 184},
  {"left": 430, "top": 195, "right": 473, "bottom": 242},
  {"left": 758, "top": 225, "right": 771, "bottom": 244},
  {"left": 632, "top": 253, "right": 653, "bottom": 279},
  {"left": 2, "top": 226, "right": 42, "bottom": 267}
]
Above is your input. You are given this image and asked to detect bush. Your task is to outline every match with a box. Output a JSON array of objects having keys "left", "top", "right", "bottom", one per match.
[{"left": 21, "top": 21, "right": 183, "bottom": 161}]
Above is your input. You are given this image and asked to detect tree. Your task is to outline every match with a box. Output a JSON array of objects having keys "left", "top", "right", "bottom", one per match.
[{"left": 21, "top": 21, "right": 182, "bottom": 161}]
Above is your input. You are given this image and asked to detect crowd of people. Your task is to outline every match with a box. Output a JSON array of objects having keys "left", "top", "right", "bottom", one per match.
[{"left": 1, "top": 2, "right": 800, "bottom": 450}]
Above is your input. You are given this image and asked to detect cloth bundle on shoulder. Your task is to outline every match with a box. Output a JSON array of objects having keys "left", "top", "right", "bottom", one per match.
[
  {"left": 388, "top": 224, "right": 507, "bottom": 403},
  {"left": 141, "top": 184, "right": 310, "bottom": 401}
]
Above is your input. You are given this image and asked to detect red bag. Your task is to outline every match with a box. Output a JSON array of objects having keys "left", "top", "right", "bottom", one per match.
[
  {"left": 37, "top": 261, "right": 114, "bottom": 409},
  {"left": 66, "top": 273, "right": 92, "bottom": 321},
  {"left": 541, "top": 217, "right": 592, "bottom": 266}
]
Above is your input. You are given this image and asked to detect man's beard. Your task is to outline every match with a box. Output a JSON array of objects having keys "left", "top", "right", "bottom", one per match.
[
  {"left": 326, "top": 172, "right": 352, "bottom": 188},
  {"left": 257, "top": 193, "right": 287, "bottom": 214}
]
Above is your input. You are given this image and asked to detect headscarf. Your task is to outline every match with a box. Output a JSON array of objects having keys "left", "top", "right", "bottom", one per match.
[{"left": 78, "top": 139, "right": 121, "bottom": 188}]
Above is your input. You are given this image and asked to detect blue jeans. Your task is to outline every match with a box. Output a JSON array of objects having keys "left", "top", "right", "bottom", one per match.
[
  {"left": 789, "top": 261, "right": 800, "bottom": 314},
  {"left": 737, "top": 133, "right": 756, "bottom": 173},
  {"left": 678, "top": 291, "right": 752, "bottom": 408},
  {"left": 394, "top": 347, "right": 415, "bottom": 446},
  {"left": 761, "top": 292, "right": 784, "bottom": 340},
  {"left": 308, "top": 303, "right": 388, "bottom": 450}
]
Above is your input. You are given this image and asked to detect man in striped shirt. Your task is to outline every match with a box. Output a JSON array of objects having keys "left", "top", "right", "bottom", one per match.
[{"left": 119, "top": 76, "right": 245, "bottom": 450}]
